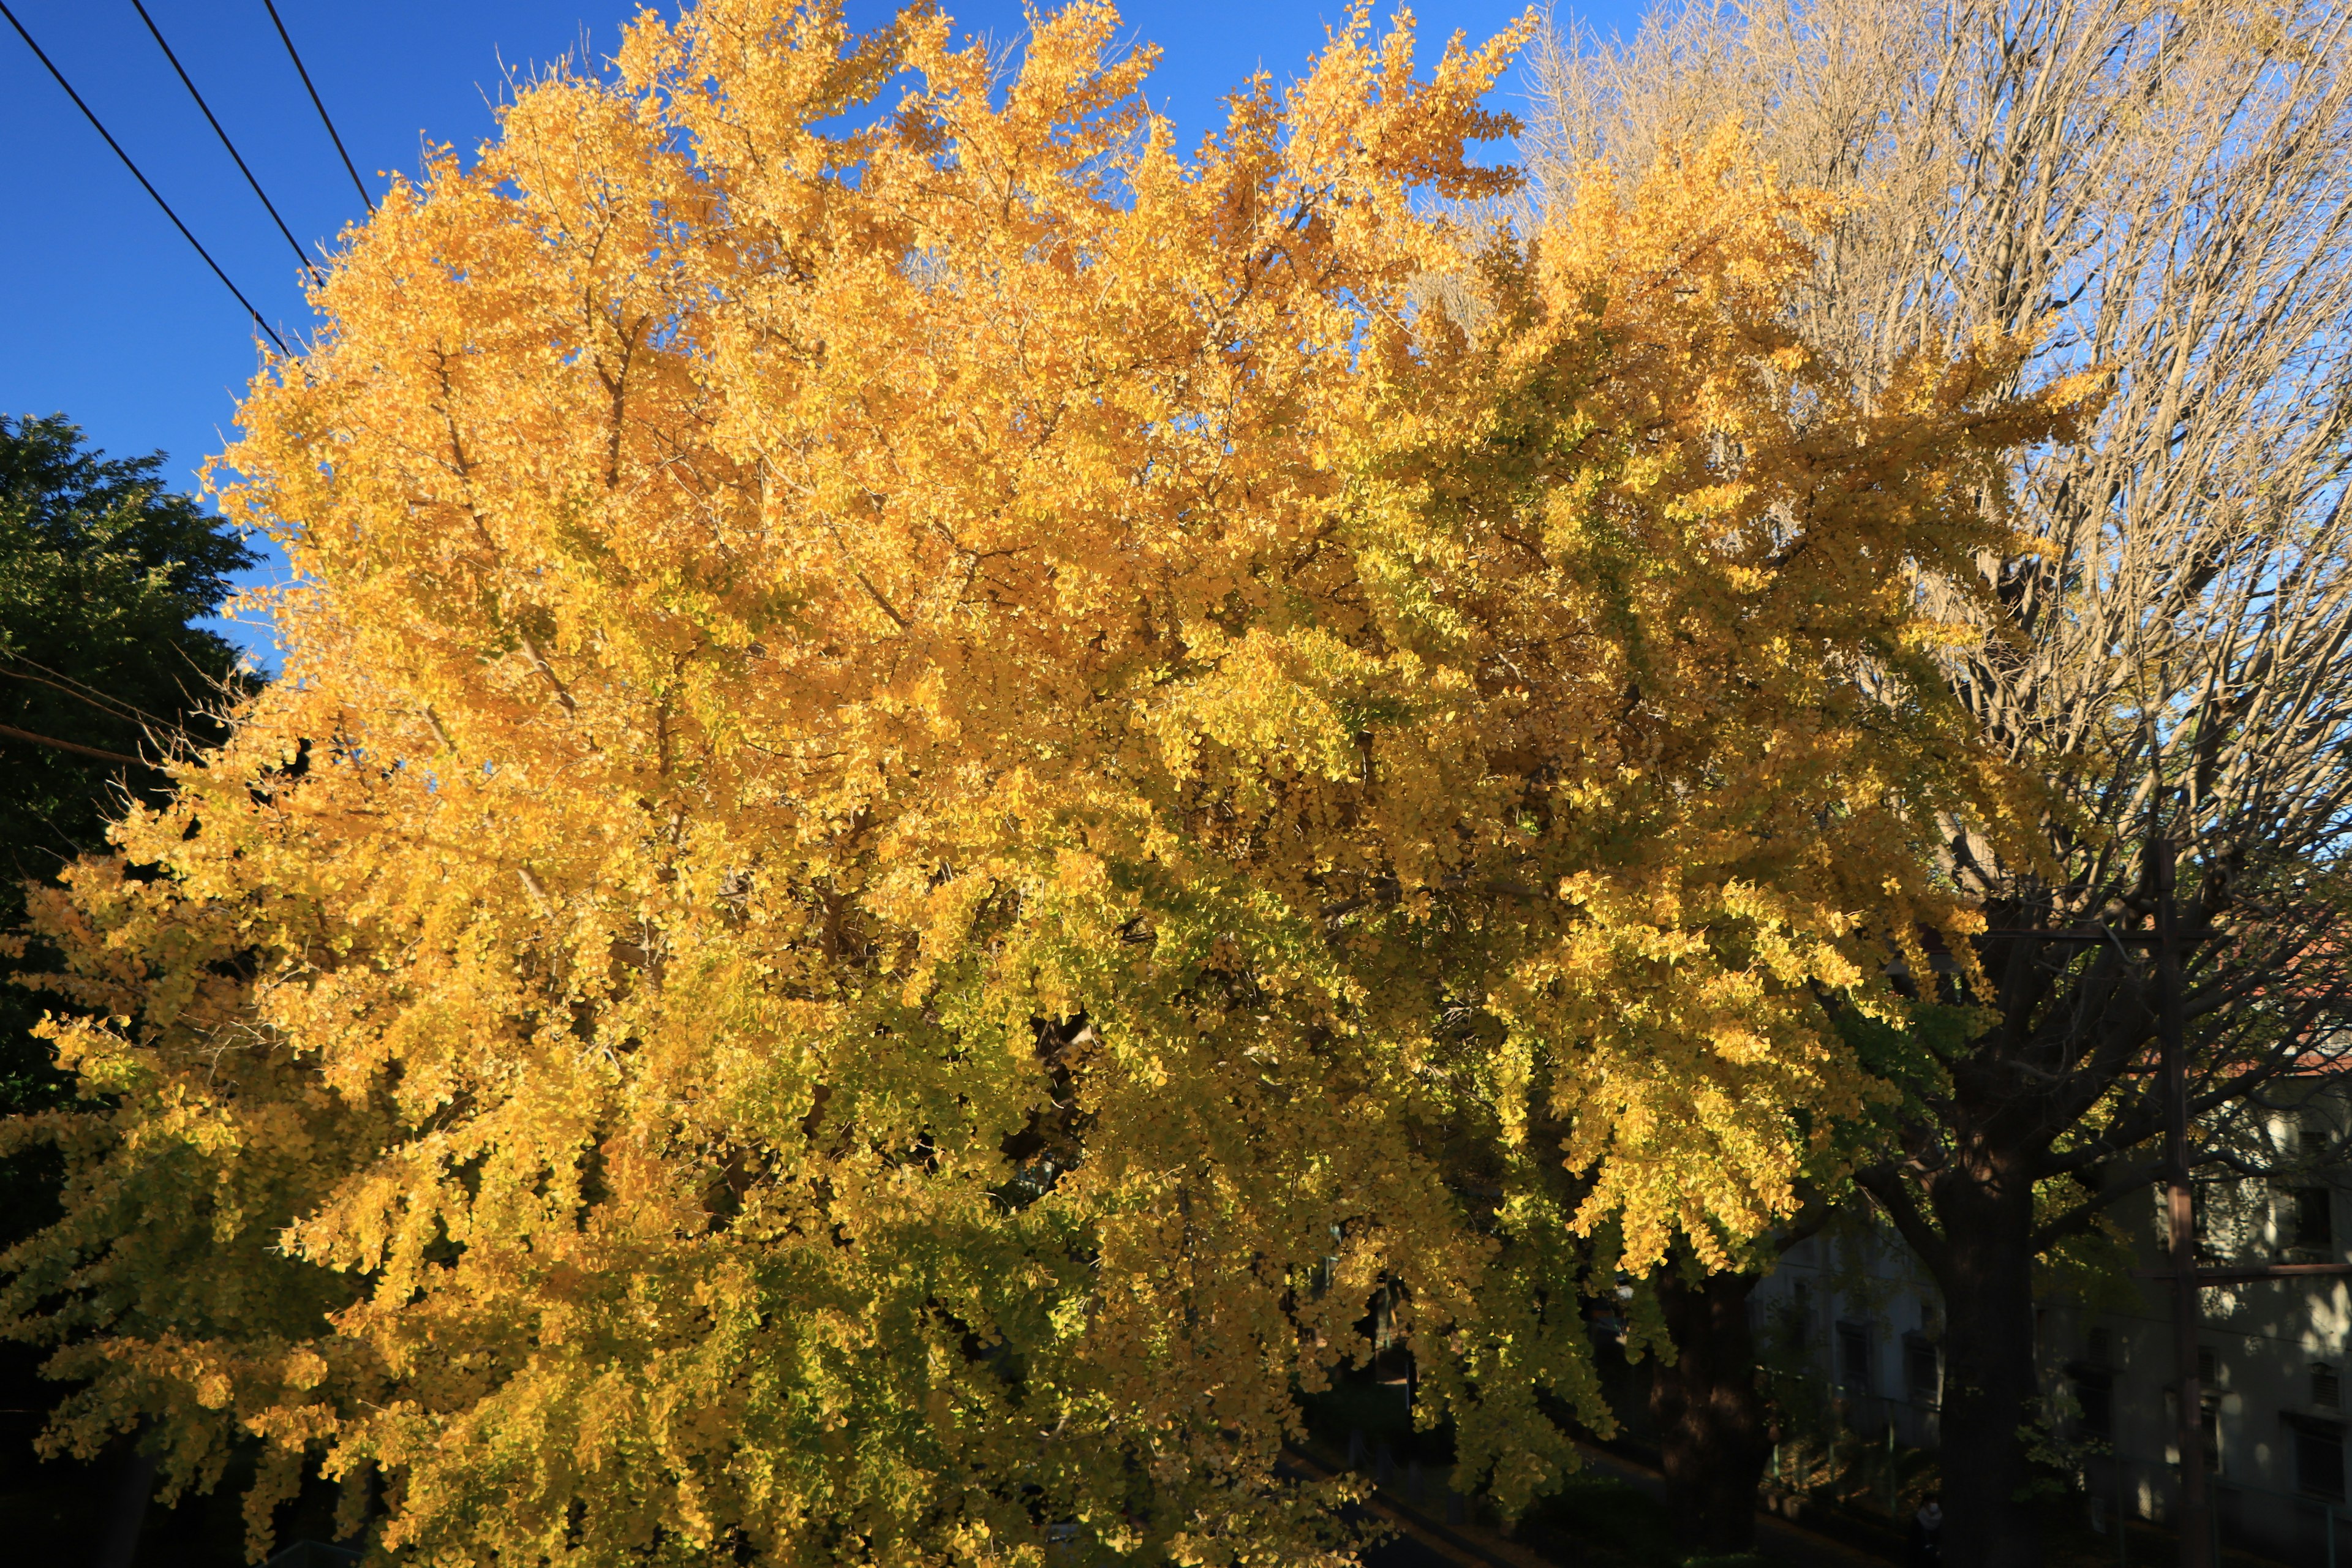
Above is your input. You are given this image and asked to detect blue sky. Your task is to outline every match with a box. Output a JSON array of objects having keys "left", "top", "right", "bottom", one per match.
[{"left": 1, "top": 0, "right": 1641, "bottom": 665}]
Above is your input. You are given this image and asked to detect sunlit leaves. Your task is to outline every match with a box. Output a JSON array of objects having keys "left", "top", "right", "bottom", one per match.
[{"left": 2, "top": 4, "right": 2078, "bottom": 1563}]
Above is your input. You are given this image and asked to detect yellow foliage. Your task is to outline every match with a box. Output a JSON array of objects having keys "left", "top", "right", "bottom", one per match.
[{"left": 1, "top": 2, "right": 2076, "bottom": 1562}]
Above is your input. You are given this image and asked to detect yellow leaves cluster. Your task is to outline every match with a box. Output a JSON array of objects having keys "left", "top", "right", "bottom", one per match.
[{"left": 2, "top": 2, "right": 2081, "bottom": 1562}]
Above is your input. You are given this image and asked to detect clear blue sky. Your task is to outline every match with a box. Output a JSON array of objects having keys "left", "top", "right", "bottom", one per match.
[{"left": 1, "top": 0, "right": 1641, "bottom": 665}]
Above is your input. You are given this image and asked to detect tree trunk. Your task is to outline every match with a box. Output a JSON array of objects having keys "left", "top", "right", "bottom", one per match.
[
  {"left": 1932, "top": 1177, "right": 2043, "bottom": 1568},
  {"left": 1649, "top": 1266, "right": 1771, "bottom": 1556},
  {"left": 93, "top": 1439, "right": 154, "bottom": 1568}
]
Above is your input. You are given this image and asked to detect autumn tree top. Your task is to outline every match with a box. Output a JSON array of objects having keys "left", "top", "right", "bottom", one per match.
[{"left": 6, "top": 3, "right": 2084, "bottom": 1561}]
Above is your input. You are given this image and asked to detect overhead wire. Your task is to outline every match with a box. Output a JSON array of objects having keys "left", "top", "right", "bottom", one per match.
[
  {"left": 260, "top": 0, "right": 373, "bottom": 213},
  {"left": 0, "top": 0, "right": 289, "bottom": 355},
  {"left": 2, "top": 654, "right": 181, "bottom": 731},
  {"left": 0, "top": 721, "right": 146, "bottom": 769},
  {"left": 131, "top": 0, "right": 322, "bottom": 288}
]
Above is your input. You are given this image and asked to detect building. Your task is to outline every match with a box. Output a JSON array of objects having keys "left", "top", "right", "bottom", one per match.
[{"left": 1752, "top": 1083, "right": 2352, "bottom": 1564}]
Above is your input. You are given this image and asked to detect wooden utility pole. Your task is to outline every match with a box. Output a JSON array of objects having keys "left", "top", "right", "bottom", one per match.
[
  {"left": 1993, "top": 837, "right": 2352, "bottom": 1568},
  {"left": 2134, "top": 835, "right": 2352, "bottom": 1566},
  {"left": 2156, "top": 835, "right": 2213, "bottom": 1568}
]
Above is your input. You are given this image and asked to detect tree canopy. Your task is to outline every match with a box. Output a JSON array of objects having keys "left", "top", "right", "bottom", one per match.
[
  {"left": 0, "top": 412, "right": 253, "bottom": 1114},
  {"left": 1534, "top": 2, "right": 2352, "bottom": 1558},
  {"left": 2, "top": 3, "right": 2086, "bottom": 1563}
]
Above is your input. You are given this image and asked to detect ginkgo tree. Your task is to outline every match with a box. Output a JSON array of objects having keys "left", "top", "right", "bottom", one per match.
[{"left": 1, "top": 2, "right": 2084, "bottom": 1562}]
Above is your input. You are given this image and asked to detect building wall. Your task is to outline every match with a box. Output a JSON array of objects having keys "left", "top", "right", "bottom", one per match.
[{"left": 1747, "top": 1097, "right": 2352, "bottom": 1564}]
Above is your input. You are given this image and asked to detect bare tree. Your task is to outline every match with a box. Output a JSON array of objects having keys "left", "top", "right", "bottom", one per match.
[{"left": 1530, "top": 2, "right": 2352, "bottom": 1563}]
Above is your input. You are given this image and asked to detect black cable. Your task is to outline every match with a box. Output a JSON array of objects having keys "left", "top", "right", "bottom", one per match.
[
  {"left": 132, "top": 0, "right": 322, "bottom": 287},
  {"left": 260, "top": 0, "right": 372, "bottom": 213},
  {"left": 0, "top": 0, "right": 289, "bottom": 355}
]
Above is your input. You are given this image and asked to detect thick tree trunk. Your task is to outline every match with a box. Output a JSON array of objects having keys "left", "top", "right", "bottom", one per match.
[
  {"left": 1933, "top": 1177, "right": 2043, "bottom": 1568},
  {"left": 1649, "top": 1267, "right": 1771, "bottom": 1555},
  {"left": 94, "top": 1440, "right": 154, "bottom": 1568}
]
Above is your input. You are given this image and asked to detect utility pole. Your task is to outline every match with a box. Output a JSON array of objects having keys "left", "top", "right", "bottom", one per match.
[
  {"left": 1988, "top": 833, "right": 2352, "bottom": 1568},
  {"left": 2157, "top": 833, "right": 2213, "bottom": 1568}
]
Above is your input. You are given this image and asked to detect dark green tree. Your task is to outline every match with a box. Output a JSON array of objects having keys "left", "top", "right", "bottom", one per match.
[
  {"left": 0, "top": 415, "right": 255, "bottom": 1561},
  {"left": 1, "top": 412, "right": 256, "bottom": 1118}
]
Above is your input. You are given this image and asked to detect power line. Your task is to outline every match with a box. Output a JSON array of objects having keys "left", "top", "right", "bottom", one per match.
[
  {"left": 260, "top": 0, "right": 372, "bottom": 214},
  {"left": 0, "top": 721, "right": 146, "bottom": 769},
  {"left": 132, "top": 0, "right": 322, "bottom": 288},
  {"left": 0, "top": 0, "right": 289, "bottom": 355}
]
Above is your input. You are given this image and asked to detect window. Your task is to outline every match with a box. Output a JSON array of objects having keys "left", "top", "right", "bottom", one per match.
[
  {"left": 2304, "top": 1112, "right": 2334, "bottom": 1160},
  {"left": 1782, "top": 1282, "right": 1813, "bottom": 1353},
  {"left": 1905, "top": 1338, "right": 1940, "bottom": 1408},
  {"left": 2075, "top": 1371, "right": 2114, "bottom": 1442},
  {"left": 2298, "top": 1420, "right": 2346, "bottom": 1502},
  {"left": 2317, "top": 1365, "right": 2342, "bottom": 1411},
  {"left": 1838, "top": 1323, "right": 1874, "bottom": 1396},
  {"left": 2294, "top": 1188, "right": 2334, "bottom": 1253},
  {"left": 2068, "top": 1333, "right": 2114, "bottom": 1442},
  {"left": 2166, "top": 1387, "right": 2222, "bottom": 1471},
  {"left": 2198, "top": 1347, "right": 2219, "bottom": 1387},
  {"left": 2190, "top": 1185, "right": 2220, "bottom": 1259},
  {"left": 2163, "top": 1382, "right": 2220, "bottom": 1476}
]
